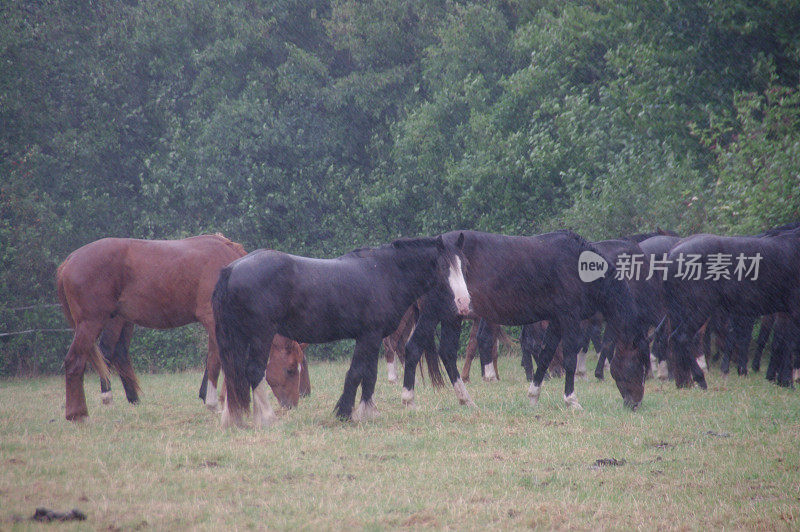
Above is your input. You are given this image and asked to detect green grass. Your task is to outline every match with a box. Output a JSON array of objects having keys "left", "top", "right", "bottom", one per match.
[{"left": 1, "top": 354, "right": 799, "bottom": 530}]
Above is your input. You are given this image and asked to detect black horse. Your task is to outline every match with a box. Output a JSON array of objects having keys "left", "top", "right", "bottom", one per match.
[
  {"left": 664, "top": 229, "right": 800, "bottom": 388},
  {"left": 212, "top": 236, "right": 470, "bottom": 428},
  {"left": 589, "top": 239, "right": 665, "bottom": 383},
  {"left": 402, "top": 230, "right": 648, "bottom": 411}
]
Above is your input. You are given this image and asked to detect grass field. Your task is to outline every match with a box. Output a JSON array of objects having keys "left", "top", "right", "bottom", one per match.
[{"left": 1, "top": 354, "right": 799, "bottom": 530}]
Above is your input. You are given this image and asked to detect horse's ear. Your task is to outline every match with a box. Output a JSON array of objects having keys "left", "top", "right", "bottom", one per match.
[
  {"left": 455, "top": 232, "right": 465, "bottom": 250},
  {"left": 435, "top": 235, "right": 445, "bottom": 250}
]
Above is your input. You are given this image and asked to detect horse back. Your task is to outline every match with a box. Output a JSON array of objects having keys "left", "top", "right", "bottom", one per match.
[{"left": 58, "top": 235, "right": 246, "bottom": 328}]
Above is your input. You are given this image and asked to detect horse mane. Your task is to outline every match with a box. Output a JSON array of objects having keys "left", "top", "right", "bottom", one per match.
[
  {"left": 208, "top": 233, "right": 247, "bottom": 257},
  {"left": 757, "top": 221, "right": 800, "bottom": 237}
]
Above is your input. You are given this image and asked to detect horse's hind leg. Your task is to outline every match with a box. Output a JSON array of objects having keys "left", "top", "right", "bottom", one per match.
[
  {"left": 519, "top": 324, "right": 536, "bottom": 382},
  {"left": 338, "top": 333, "right": 383, "bottom": 421},
  {"left": 560, "top": 320, "right": 585, "bottom": 410},
  {"left": 199, "top": 319, "right": 223, "bottom": 412},
  {"left": 352, "top": 333, "right": 383, "bottom": 422},
  {"left": 460, "top": 320, "right": 479, "bottom": 382},
  {"left": 528, "top": 322, "right": 561, "bottom": 407},
  {"left": 439, "top": 317, "right": 475, "bottom": 407},
  {"left": 477, "top": 320, "right": 498, "bottom": 382},
  {"left": 112, "top": 322, "right": 139, "bottom": 403},
  {"left": 65, "top": 321, "right": 105, "bottom": 420}
]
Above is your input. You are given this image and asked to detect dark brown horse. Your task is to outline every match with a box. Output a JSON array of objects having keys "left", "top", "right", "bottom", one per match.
[
  {"left": 56, "top": 234, "right": 305, "bottom": 421},
  {"left": 403, "top": 230, "right": 648, "bottom": 411}
]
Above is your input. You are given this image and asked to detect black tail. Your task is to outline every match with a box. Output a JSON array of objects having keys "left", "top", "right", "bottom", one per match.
[
  {"left": 212, "top": 266, "right": 251, "bottom": 420},
  {"left": 198, "top": 365, "right": 208, "bottom": 401},
  {"left": 424, "top": 347, "right": 446, "bottom": 387}
]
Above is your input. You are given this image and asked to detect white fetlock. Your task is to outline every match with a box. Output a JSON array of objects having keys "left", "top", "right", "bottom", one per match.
[
  {"left": 387, "top": 360, "right": 398, "bottom": 384},
  {"left": 528, "top": 382, "right": 541, "bottom": 407},
  {"left": 401, "top": 387, "right": 416, "bottom": 409},
  {"left": 794, "top": 368, "right": 800, "bottom": 383},
  {"left": 649, "top": 353, "right": 658, "bottom": 376},
  {"left": 205, "top": 381, "right": 221, "bottom": 413},
  {"left": 101, "top": 391, "right": 113, "bottom": 405},
  {"left": 657, "top": 360, "right": 669, "bottom": 381},
  {"left": 352, "top": 399, "right": 380, "bottom": 422},
  {"left": 453, "top": 378, "right": 476, "bottom": 407},
  {"left": 220, "top": 400, "right": 243, "bottom": 429},
  {"left": 577, "top": 352, "right": 588, "bottom": 379},
  {"left": 564, "top": 392, "right": 583, "bottom": 410},
  {"left": 252, "top": 380, "right": 278, "bottom": 429},
  {"left": 483, "top": 363, "right": 498, "bottom": 382}
]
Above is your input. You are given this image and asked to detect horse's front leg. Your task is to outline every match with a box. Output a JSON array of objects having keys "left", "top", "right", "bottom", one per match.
[
  {"left": 439, "top": 317, "right": 475, "bottom": 407},
  {"left": 528, "top": 321, "right": 560, "bottom": 407},
  {"left": 336, "top": 333, "right": 382, "bottom": 421}
]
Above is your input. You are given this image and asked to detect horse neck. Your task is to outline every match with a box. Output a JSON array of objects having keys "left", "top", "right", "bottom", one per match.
[{"left": 384, "top": 247, "right": 440, "bottom": 302}]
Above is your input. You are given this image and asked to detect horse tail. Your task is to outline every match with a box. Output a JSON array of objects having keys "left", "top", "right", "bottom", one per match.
[
  {"left": 424, "top": 347, "right": 446, "bottom": 387},
  {"left": 55, "top": 260, "right": 75, "bottom": 329},
  {"left": 212, "top": 266, "right": 251, "bottom": 420}
]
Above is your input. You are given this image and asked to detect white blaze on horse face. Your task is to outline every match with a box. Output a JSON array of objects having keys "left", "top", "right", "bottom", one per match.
[
  {"left": 448, "top": 256, "right": 471, "bottom": 316},
  {"left": 483, "top": 363, "right": 497, "bottom": 382},
  {"left": 697, "top": 355, "right": 708, "bottom": 372}
]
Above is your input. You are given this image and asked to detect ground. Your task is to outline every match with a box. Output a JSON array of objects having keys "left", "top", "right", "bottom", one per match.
[{"left": 1, "top": 354, "right": 798, "bottom": 530}]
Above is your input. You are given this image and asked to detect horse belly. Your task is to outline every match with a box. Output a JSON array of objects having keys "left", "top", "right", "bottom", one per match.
[{"left": 117, "top": 297, "right": 196, "bottom": 329}]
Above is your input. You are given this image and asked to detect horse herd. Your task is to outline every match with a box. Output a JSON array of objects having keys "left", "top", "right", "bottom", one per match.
[{"left": 55, "top": 224, "right": 800, "bottom": 427}]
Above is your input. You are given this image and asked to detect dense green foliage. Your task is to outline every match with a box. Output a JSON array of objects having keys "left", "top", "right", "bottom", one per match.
[{"left": 2, "top": 0, "right": 799, "bottom": 375}]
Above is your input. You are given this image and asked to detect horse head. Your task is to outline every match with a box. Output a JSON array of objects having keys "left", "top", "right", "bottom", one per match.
[{"left": 265, "top": 336, "right": 307, "bottom": 409}]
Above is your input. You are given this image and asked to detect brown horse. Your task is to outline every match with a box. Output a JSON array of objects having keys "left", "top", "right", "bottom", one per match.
[
  {"left": 56, "top": 234, "right": 305, "bottom": 421},
  {"left": 459, "top": 320, "right": 520, "bottom": 382}
]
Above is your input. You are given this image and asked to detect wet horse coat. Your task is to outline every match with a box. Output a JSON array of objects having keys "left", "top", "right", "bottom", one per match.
[
  {"left": 403, "top": 230, "right": 647, "bottom": 410},
  {"left": 56, "top": 235, "right": 304, "bottom": 421},
  {"left": 213, "top": 236, "right": 469, "bottom": 428},
  {"left": 665, "top": 230, "right": 800, "bottom": 387}
]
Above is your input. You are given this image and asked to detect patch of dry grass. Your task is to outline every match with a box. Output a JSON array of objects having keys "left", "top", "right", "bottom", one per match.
[{"left": 1, "top": 354, "right": 799, "bottom": 530}]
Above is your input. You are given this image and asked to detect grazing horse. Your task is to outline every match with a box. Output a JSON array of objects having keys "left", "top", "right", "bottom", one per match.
[
  {"left": 591, "top": 239, "right": 667, "bottom": 383},
  {"left": 665, "top": 229, "right": 800, "bottom": 388},
  {"left": 213, "top": 236, "right": 469, "bottom": 428},
  {"left": 403, "top": 230, "right": 647, "bottom": 411},
  {"left": 56, "top": 234, "right": 304, "bottom": 421}
]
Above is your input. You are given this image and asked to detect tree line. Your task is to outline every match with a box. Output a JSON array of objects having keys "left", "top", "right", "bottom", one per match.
[{"left": 2, "top": 0, "right": 798, "bottom": 376}]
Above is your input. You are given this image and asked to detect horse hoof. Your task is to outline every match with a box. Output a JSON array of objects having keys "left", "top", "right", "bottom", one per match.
[
  {"left": 527, "top": 383, "right": 541, "bottom": 407},
  {"left": 564, "top": 393, "right": 583, "bottom": 410},
  {"left": 483, "top": 375, "right": 498, "bottom": 383},
  {"left": 205, "top": 401, "right": 221, "bottom": 414},
  {"left": 401, "top": 388, "right": 416, "bottom": 409},
  {"left": 453, "top": 378, "right": 476, "bottom": 407},
  {"left": 352, "top": 400, "right": 379, "bottom": 422},
  {"left": 253, "top": 412, "right": 278, "bottom": 429},
  {"left": 101, "top": 392, "right": 113, "bottom": 405}
]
